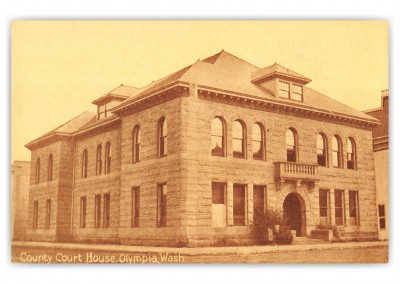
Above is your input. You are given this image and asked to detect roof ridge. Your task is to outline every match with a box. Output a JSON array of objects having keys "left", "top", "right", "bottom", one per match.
[
  {"left": 201, "top": 49, "right": 260, "bottom": 69},
  {"left": 219, "top": 50, "right": 260, "bottom": 69}
]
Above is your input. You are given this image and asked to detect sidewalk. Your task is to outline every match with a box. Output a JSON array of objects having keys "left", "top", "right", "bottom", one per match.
[{"left": 12, "top": 240, "right": 388, "bottom": 256}]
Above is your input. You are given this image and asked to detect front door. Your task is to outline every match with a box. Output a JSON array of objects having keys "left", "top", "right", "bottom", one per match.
[{"left": 283, "top": 193, "right": 303, "bottom": 236}]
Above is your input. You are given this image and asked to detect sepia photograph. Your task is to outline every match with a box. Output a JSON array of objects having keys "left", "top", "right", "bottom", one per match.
[{"left": 11, "top": 20, "right": 388, "bottom": 264}]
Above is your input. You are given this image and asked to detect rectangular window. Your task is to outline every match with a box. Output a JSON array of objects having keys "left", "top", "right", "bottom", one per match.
[
  {"left": 94, "top": 194, "right": 101, "bottom": 228},
  {"left": 211, "top": 182, "right": 227, "bottom": 227},
  {"left": 33, "top": 200, "right": 38, "bottom": 229},
  {"left": 278, "top": 81, "right": 290, "bottom": 99},
  {"left": 319, "top": 189, "right": 330, "bottom": 225},
  {"left": 349, "top": 191, "right": 359, "bottom": 226},
  {"left": 253, "top": 185, "right": 266, "bottom": 224},
  {"left": 378, "top": 204, "right": 386, "bottom": 229},
  {"left": 80, "top": 196, "right": 87, "bottom": 228},
  {"left": 132, "top": 187, "right": 140, "bottom": 228},
  {"left": 233, "top": 184, "right": 247, "bottom": 226},
  {"left": 292, "top": 84, "right": 303, "bottom": 101},
  {"left": 103, "top": 193, "right": 110, "bottom": 228},
  {"left": 45, "top": 199, "right": 51, "bottom": 229},
  {"left": 157, "top": 184, "right": 167, "bottom": 227},
  {"left": 334, "top": 190, "right": 345, "bottom": 226}
]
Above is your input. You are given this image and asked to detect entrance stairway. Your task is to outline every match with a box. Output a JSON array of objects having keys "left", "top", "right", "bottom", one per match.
[{"left": 292, "top": 237, "right": 329, "bottom": 245}]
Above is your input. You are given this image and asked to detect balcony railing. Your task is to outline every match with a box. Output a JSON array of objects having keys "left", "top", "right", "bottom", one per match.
[{"left": 274, "top": 161, "right": 319, "bottom": 184}]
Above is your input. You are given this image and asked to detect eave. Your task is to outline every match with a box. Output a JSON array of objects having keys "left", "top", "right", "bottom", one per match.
[
  {"left": 197, "top": 86, "right": 380, "bottom": 129},
  {"left": 25, "top": 133, "right": 73, "bottom": 151},
  {"left": 25, "top": 116, "right": 121, "bottom": 150},
  {"left": 111, "top": 82, "right": 190, "bottom": 117},
  {"left": 251, "top": 72, "right": 312, "bottom": 85}
]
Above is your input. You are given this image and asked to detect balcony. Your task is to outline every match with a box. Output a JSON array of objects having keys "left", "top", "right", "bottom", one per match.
[{"left": 274, "top": 161, "right": 319, "bottom": 189}]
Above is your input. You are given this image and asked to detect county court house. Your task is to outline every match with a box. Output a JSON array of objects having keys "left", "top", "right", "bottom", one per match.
[{"left": 25, "top": 51, "right": 380, "bottom": 246}]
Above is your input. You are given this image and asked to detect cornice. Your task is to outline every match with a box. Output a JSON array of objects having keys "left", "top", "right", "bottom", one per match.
[{"left": 197, "top": 87, "right": 379, "bottom": 130}]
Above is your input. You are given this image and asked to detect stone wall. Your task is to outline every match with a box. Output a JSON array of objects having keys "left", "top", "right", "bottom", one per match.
[
  {"left": 72, "top": 126, "right": 121, "bottom": 243},
  {"left": 27, "top": 140, "right": 69, "bottom": 241},
  {"left": 118, "top": 96, "right": 188, "bottom": 246},
  {"left": 11, "top": 161, "right": 31, "bottom": 241},
  {"left": 180, "top": 91, "right": 378, "bottom": 245},
  {"left": 25, "top": 89, "right": 378, "bottom": 246}
]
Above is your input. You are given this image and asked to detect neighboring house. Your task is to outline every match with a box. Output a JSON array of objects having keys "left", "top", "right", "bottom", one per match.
[
  {"left": 24, "top": 50, "right": 380, "bottom": 246},
  {"left": 364, "top": 90, "right": 389, "bottom": 240},
  {"left": 11, "top": 160, "right": 31, "bottom": 241}
]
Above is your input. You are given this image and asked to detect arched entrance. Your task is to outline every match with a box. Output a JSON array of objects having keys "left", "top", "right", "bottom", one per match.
[{"left": 283, "top": 193, "right": 303, "bottom": 236}]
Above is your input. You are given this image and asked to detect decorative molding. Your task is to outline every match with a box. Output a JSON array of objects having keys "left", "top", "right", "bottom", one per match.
[{"left": 197, "top": 87, "right": 379, "bottom": 130}]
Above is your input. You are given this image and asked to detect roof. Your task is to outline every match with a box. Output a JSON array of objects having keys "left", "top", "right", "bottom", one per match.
[
  {"left": 25, "top": 111, "right": 96, "bottom": 149},
  {"left": 92, "top": 84, "right": 139, "bottom": 104},
  {"left": 27, "top": 50, "right": 379, "bottom": 150},
  {"left": 114, "top": 50, "right": 377, "bottom": 122},
  {"left": 251, "top": 62, "right": 312, "bottom": 84}
]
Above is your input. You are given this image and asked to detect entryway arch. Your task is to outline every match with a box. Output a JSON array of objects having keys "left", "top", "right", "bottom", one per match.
[
  {"left": 276, "top": 183, "right": 311, "bottom": 236},
  {"left": 283, "top": 193, "right": 303, "bottom": 236}
]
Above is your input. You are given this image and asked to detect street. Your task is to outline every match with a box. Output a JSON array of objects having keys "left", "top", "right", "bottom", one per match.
[{"left": 11, "top": 244, "right": 388, "bottom": 264}]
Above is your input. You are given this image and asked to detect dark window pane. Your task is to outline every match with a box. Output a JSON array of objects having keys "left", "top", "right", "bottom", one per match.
[
  {"left": 212, "top": 184, "right": 225, "bottom": 204},
  {"left": 95, "top": 195, "right": 101, "bottom": 228},
  {"left": 158, "top": 184, "right": 167, "bottom": 227},
  {"left": 317, "top": 154, "right": 326, "bottom": 166},
  {"left": 379, "top": 218, "right": 386, "bottom": 229},
  {"left": 320, "top": 208, "right": 328, "bottom": 217},
  {"left": 103, "top": 194, "right": 110, "bottom": 228},
  {"left": 211, "top": 136, "right": 224, "bottom": 156},
  {"left": 287, "top": 149, "right": 297, "bottom": 162},
  {"left": 253, "top": 186, "right": 265, "bottom": 224},
  {"left": 319, "top": 190, "right": 327, "bottom": 207},
  {"left": 233, "top": 185, "right": 246, "bottom": 226},
  {"left": 378, "top": 205, "right": 385, "bottom": 217}
]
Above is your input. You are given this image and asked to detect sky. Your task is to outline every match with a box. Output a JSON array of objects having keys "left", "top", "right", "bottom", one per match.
[{"left": 11, "top": 20, "right": 388, "bottom": 162}]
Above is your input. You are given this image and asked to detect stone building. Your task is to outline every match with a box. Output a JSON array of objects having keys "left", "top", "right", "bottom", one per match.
[
  {"left": 25, "top": 51, "right": 380, "bottom": 246},
  {"left": 364, "top": 90, "right": 389, "bottom": 240},
  {"left": 11, "top": 160, "right": 31, "bottom": 241}
]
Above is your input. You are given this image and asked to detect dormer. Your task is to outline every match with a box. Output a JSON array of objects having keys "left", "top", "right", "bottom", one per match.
[
  {"left": 91, "top": 85, "right": 137, "bottom": 120},
  {"left": 251, "top": 63, "right": 311, "bottom": 102}
]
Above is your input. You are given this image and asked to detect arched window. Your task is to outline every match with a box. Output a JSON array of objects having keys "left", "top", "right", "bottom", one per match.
[
  {"left": 252, "top": 123, "right": 264, "bottom": 160},
  {"left": 48, "top": 154, "right": 53, "bottom": 181},
  {"left": 35, "top": 158, "right": 40, "bottom": 184},
  {"left": 347, "top": 138, "right": 356, "bottom": 170},
  {"left": 233, "top": 120, "right": 246, "bottom": 158},
  {"left": 96, "top": 145, "right": 102, "bottom": 175},
  {"left": 82, "top": 149, "right": 88, "bottom": 178},
  {"left": 132, "top": 125, "right": 141, "bottom": 163},
  {"left": 286, "top": 128, "right": 297, "bottom": 162},
  {"left": 317, "top": 133, "right": 328, "bottom": 167},
  {"left": 105, "top": 142, "right": 111, "bottom": 174},
  {"left": 211, "top": 117, "right": 225, "bottom": 157},
  {"left": 158, "top": 117, "right": 167, "bottom": 157},
  {"left": 332, "top": 135, "right": 343, "bottom": 168}
]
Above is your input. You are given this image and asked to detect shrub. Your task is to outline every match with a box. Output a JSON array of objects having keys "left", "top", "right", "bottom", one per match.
[
  {"left": 250, "top": 208, "right": 288, "bottom": 244},
  {"left": 275, "top": 227, "right": 293, "bottom": 245}
]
